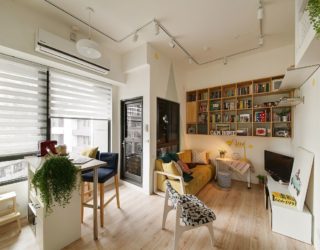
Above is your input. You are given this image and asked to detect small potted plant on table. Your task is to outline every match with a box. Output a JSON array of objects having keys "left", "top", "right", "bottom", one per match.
[
  {"left": 276, "top": 109, "right": 290, "bottom": 122},
  {"left": 218, "top": 149, "right": 227, "bottom": 158}
]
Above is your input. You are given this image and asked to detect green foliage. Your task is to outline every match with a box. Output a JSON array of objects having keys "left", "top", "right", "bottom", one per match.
[
  {"left": 256, "top": 175, "right": 266, "bottom": 184},
  {"left": 32, "top": 156, "right": 79, "bottom": 214},
  {"left": 307, "top": 0, "right": 320, "bottom": 36},
  {"left": 276, "top": 108, "right": 290, "bottom": 117}
]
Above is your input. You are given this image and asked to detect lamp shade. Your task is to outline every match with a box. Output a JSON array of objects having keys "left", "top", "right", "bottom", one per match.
[{"left": 76, "top": 39, "right": 101, "bottom": 59}]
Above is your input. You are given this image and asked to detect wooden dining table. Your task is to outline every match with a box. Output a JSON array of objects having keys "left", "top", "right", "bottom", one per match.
[{"left": 74, "top": 157, "right": 107, "bottom": 240}]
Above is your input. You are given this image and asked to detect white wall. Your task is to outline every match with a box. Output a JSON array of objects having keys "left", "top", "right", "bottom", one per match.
[
  {"left": 0, "top": 0, "right": 125, "bottom": 85},
  {"left": 147, "top": 45, "right": 186, "bottom": 193},
  {"left": 184, "top": 44, "right": 295, "bottom": 184},
  {"left": 118, "top": 44, "right": 151, "bottom": 193},
  {"left": 292, "top": 68, "right": 320, "bottom": 248}
]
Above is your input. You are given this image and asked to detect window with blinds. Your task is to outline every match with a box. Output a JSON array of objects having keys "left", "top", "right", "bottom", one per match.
[
  {"left": 49, "top": 70, "right": 112, "bottom": 120},
  {"left": 49, "top": 70, "right": 111, "bottom": 154},
  {"left": 0, "top": 57, "right": 47, "bottom": 185},
  {"left": 0, "top": 57, "right": 47, "bottom": 157}
]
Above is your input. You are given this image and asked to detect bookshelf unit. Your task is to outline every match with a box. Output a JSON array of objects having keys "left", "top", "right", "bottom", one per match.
[{"left": 186, "top": 75, "right": 293, "bottom": 138}]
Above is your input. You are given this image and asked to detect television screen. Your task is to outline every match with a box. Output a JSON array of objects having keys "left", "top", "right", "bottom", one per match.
[{"left": 264, "top": 150, "right": 294, "bottom": 183}]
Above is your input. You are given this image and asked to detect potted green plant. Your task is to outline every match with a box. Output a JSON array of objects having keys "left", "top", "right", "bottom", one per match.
[
  {"left": 256, "top": 175, "right": 266, "bottom": 186},
  {"left": 276, "top": 109, "right": 290, "bottom": 122},
  {"left": 32, "top": 155, "right": 79, "bottom": 214},
  {"left": 218, "top": 149, "right": 227, "bottom": 158},
  {"left": 307, "top": 0, "right": 320, "bottom": 37}
]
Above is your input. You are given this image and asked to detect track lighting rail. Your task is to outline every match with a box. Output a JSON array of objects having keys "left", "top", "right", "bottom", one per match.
[{"left": 44, "top": 0, "right": 264, "bottom": 65}]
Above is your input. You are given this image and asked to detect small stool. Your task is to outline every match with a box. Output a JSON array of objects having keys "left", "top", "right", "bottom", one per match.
[
  {"left": 217, "top": 171, "right": 231, "bottom": 188},
  {"left": 0, "top": 192, "right": 21, "bottom": 233}
]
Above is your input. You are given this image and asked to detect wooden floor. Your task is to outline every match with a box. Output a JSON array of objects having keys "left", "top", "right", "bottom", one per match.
[{"left": 0, "top": 181, "right": 314, "bottom": 250}]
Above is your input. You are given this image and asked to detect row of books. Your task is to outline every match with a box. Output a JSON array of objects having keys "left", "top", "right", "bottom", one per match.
[
  {"left": 254, "top": 82, "right": 270, "bottom": 93},
  {"left": 237, "top": 85, "right": 252, "bottom": 96},
  {"left": 238, "top": 99, "right": 252, "bottom": 109},
  {"left": 254, "top": 110, "right": 270, "bottom": 122},
  {"left": 198, "top": 92, "right": 209, "bottom": 100}
]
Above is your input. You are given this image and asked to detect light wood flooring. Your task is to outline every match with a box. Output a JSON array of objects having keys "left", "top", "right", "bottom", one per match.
[{"left": 0, "top": 181, "right": 314, "bottom": 250}]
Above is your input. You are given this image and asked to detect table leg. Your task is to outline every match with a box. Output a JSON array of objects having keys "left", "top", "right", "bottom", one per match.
[
  {"left": 93, "top": 167, "right": 98, "bottom": 240},
  {"left": 247, "top": 169, "right": 251, "bottom": 189},
  {"left": 215, "top": 160, "right": 219, "bottom": 181}
]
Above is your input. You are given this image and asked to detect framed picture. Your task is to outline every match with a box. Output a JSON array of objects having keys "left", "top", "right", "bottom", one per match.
[
  {"left": 256, "top": 127, "right": 266, "bottom": 136},
  {"left": 216, "top": 123, "right": 230, "bottom": 131},
  {"left": 239, "top": 113, "right": 250, "bottom": 122},
  {"left": 288, "top": 147, "right": 314, "bottom": 211},
  {"left": 272, "top": 79, "right": 283, "bottom": 91}
]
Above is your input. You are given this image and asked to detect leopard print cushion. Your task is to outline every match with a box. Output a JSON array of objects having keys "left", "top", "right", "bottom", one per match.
[{"left": 166, "top": 181, "right": 216, "bottom": 226}]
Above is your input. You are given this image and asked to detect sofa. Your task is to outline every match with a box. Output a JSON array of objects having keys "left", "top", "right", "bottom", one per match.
[{"left": 154, "top": 150, "right": 215, "bottom": 195}]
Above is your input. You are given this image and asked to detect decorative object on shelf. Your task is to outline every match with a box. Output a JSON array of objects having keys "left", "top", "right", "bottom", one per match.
[
  {"left": 256, "top": 174, "right": 266, "bottom": 185},
  {"left": 276, "top": 108, "right": 290, "bottom": 122},
  {"left": 273, "top": 127, "right": 290, "bottom": 137},
  {"left": 307, "top": 0, "right": 320, "bottom": 36},
  {"left": 272, "top": 78, "right": 283, "bottom": 91},
  {"left": 218, "top": 149, "right": 227, "bottom": 158},
  {"left": 32, "top": 156, "right": 79, "bottom": 214},
  {"left": 256, "top": 127, "right": 267, "bottom": 136}
]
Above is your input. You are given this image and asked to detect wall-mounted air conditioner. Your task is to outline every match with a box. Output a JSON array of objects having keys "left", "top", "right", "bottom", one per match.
[{"left": 35, "top": 28, "right": 110, "bottom": 74}]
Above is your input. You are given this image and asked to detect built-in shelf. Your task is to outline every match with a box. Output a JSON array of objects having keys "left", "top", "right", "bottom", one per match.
[{"left": 280, "top": 65, "right": 320, "bottom": 90}]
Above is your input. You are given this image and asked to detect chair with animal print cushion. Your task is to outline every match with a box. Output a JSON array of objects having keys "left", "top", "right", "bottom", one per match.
[{"left": 162, "top": 181, "right": 216, "bottom": 250}]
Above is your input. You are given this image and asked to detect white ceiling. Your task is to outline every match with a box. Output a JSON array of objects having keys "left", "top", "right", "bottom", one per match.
[{"left": 19, "top": 0, "right": 294, "bottom": 66}]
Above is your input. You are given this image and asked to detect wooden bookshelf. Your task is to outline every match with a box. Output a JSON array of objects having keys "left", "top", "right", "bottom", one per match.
[{"left": 186, "top": 75, "right": 293, "bottom": 138}]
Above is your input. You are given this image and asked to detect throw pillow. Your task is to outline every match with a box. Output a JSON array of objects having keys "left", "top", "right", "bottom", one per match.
[
  {"left": 162, "top": 161, "right": 182, "bottom": 180},
  {"left": 173, "top": 161, "right": 183, "bottom": 176},
  {"left": 177, "top": 160, "right": 192, "bottom": 174},
  {"left": 161, "top": 152, "right": 179, "bottom": 163},
  {"left": 81, "top": 147, "right": 98, "bottom": 159},
  {"left": 192, "top": 150, "right": 209, "bottom": 164},
  {"left": 183, "top": 172, "right": 194, "bottom": 182}
]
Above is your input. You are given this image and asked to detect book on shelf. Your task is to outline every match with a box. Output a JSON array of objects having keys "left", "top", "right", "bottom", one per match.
[{"left": 272, "top": 192, "right": 296, "bottom": 207}]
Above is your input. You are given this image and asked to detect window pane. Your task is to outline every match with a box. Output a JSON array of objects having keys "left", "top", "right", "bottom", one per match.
[
  {"left": 51, "top": 118, "right": 108, "bottom": 154},
  {"left": 0, "top": 160, "right": 28, "bottom": 185},
  {"left": 0, "top": 57, "right": 47, "bottom": 157}
]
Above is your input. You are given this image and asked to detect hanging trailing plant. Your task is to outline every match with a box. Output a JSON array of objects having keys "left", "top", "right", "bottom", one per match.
[
  {"left": 307, "top": 0, "right": 320, "bottom": 36},
  {"left": 32, "top": 156, "right": 79, "bottom": 214}
]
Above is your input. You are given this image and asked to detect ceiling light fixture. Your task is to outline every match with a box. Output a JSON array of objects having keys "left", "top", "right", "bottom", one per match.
[
  {"left": 76, "top": 7, "right": 101, "bottom": 59},
  {"left": 168, "top": 38, "right": 175, "bottom": 48},
  {"left": 154, "top": 20, "right": 160, "bottom": 36},
  {"left": 132, "top": 31, "right": 139, "bottom": 42},
  {"left": 257, "top": 1, "right": 264, "bottom": 20}
]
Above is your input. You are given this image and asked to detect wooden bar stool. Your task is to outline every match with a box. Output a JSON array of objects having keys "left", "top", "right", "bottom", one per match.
[
  {"left": 0, "top": 192, "right": 21, "bottom": 233},
  {"left": 81, "top": 153, "right": 120, "bottom": 227}
]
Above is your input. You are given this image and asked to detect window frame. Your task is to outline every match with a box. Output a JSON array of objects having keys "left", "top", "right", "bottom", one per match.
[{"left": 0, "top": 55, "right": 112, "bottom": 186}]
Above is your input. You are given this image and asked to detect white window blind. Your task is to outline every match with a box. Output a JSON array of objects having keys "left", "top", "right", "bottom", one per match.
[
  {"left": 0, "top": 57, "right": 47, "bottom": 157},
  {"left": 49, "top": 70, "right": 112, "bottom": 120}
]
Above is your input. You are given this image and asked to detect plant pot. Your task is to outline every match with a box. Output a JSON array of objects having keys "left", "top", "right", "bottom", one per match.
[
  {"left": 220, "top": 152, "right": 225, "bottom": 158},
  {"left": 282, "top": 116, "right": 288, "bottom": 122}
]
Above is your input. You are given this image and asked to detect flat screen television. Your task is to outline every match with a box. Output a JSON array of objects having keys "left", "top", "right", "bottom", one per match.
[{"left": 264, "top": 150, "right": 294, "bottom": 183}]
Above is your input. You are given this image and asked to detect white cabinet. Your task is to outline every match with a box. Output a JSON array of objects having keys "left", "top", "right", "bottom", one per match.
[
  {"left": 26, "top": 157, "right": 81, "bottom": 250},
  {"left": 266, "top": 175, "right": 312, "bottom": 244}
]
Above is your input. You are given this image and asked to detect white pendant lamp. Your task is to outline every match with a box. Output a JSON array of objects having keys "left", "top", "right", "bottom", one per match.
[{"left": 76, "top": 7, "right": 102, "bottom": 59}]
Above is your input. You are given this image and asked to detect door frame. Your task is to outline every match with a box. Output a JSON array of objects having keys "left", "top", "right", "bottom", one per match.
[{"left": 120, "top": 96, "right": 143, "bottom": 186}]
